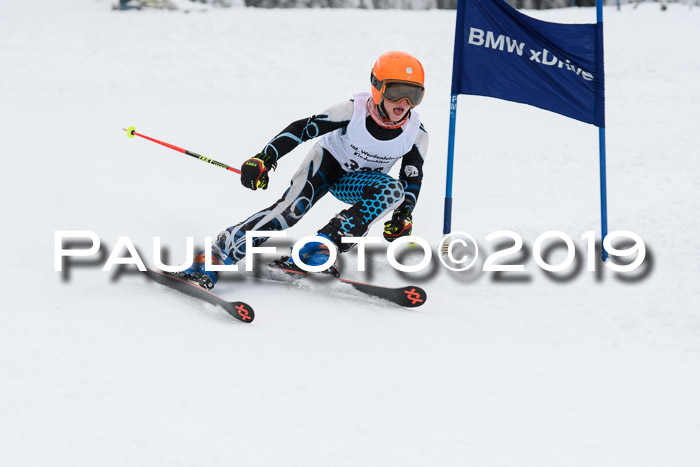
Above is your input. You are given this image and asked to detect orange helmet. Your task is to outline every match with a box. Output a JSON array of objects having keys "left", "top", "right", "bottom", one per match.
[{"left": 370, "top": 51, "right": 425, "bottom": 106}]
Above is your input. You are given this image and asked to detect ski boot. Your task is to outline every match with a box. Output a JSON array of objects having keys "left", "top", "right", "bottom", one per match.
[
  {"left": 171, "top": 247, "right": 232, "bottom": 290},
  {"left": 273, "top": 234, "right": 340, "bottom": 278},
  {"left": 170, "top": 270, "right": 216, "bottom": 290}
]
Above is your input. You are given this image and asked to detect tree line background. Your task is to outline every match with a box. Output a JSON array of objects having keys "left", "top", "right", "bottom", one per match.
[{"left": 230, "top": 0, "right": 692, "bottom": 10}]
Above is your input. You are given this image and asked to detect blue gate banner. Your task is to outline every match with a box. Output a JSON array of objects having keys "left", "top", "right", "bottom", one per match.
[{"left": 452, "top": 0, "right": 605, "bottom": 127}]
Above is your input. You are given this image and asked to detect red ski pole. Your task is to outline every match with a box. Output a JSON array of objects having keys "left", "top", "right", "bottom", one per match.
[{"left": 123, "top": 126, "right": 241, "bottom": 175}]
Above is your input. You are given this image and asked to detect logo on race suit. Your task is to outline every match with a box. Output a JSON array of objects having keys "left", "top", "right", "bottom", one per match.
[{"left": 404, "top": 165, "right": 419, "bottom": 178}]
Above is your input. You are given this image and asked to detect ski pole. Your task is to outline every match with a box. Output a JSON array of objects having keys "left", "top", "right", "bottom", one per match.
[{"left": 123, "top": 126, "right": 241, "bottom": 175}]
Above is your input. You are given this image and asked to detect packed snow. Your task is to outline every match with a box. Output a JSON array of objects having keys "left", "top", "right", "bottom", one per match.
[{"left": 1, "top": 1, "right": 699, "bottom": 466}]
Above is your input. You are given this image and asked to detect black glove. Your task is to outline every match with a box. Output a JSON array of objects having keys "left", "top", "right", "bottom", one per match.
[
  {"left": 383, "top": 207, "right": 413, "bottom": 242},
  {"left": 240, "top": 153, "right": 276, "bottom": 191}
]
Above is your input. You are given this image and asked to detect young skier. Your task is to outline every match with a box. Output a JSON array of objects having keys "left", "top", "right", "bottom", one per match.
[{"left": 180, "top": 51, "right": 429, "bottom": 289}]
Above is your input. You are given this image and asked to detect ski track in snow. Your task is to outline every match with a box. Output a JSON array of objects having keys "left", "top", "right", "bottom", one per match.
[{"left": 1, "top": 1, "right": 700, "bottom": 466}]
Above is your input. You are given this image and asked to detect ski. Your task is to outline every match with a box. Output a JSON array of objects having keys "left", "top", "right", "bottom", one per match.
[
  {"left": 145, "top": 269, "right": 255, "bottom": 323},
  {"left": 266, "top": 263, "right": 427, "bottom": 308}
]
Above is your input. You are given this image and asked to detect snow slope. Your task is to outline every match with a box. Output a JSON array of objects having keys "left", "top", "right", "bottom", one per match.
[{"left": 1, "top": 1, "right": 699, "bottom": 466}]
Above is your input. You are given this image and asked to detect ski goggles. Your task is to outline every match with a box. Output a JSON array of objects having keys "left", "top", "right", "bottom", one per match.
[{"left": 374, "top": 79, "right": 425, "bottom": 106}]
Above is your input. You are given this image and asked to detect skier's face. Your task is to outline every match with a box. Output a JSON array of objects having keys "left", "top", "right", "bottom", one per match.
[{"left": 383, "top": 99, "right": 411, "bottom": 122}]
